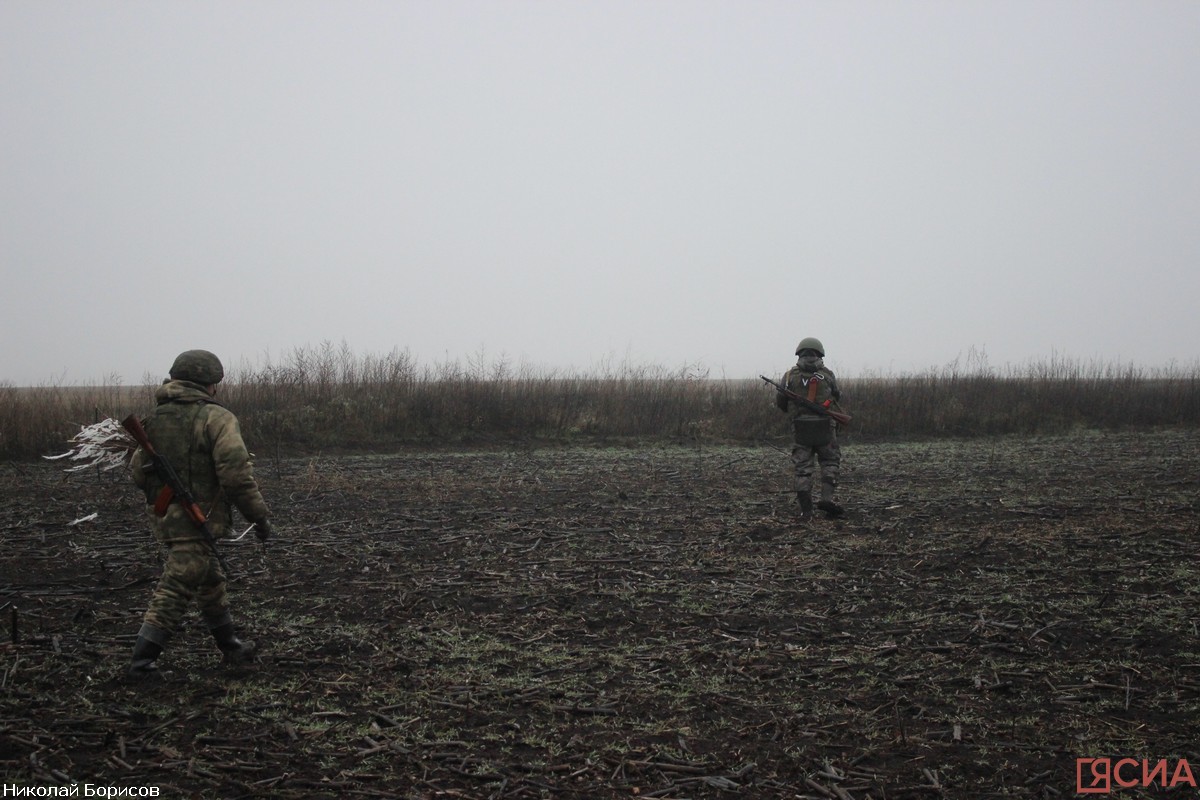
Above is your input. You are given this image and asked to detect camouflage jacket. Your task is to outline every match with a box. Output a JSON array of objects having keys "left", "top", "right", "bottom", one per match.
[
  {"left": 131, "top": 380, "right": 270, "bottom": 544},
  {"left": 776, "top": 355, "right": 842, "bottom": 421}
]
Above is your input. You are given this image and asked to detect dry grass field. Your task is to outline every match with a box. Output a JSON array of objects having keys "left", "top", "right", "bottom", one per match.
[
  {"left": 2, "top": 429, "right": 1198, "bottom": 797},
  {"left": 4, "top": 346, "right": 1199, "bottom": 460}
]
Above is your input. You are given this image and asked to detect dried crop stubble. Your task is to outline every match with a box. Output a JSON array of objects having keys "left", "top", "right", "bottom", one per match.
[{"left": 1, "top": 430, "right": 1198, "bottom": 797}]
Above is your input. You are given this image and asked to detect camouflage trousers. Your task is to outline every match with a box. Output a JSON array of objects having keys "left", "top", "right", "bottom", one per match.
[
  {"left": 791, "top": 437, "right": 841, "bottom": 494},
  {"left": 142, "top": 540, "right": 230, "bottom": 633}
]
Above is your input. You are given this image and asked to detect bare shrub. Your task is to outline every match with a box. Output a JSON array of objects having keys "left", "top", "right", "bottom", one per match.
[{"left": 8, "top": 345, "right": 1199, "bottom": 461}]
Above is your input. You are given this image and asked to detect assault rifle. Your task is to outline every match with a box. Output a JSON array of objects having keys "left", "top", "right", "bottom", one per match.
[
  {"left": 760, "top": 375, "right": 852, "bottom": 426},
  {"left": 121, "top": 414, "right": 234, "bottom": 578}
]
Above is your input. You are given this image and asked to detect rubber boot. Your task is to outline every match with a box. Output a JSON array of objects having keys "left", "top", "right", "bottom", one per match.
[
  {"left": 127, "top": 623, "right": 170, "bottom": 681},
  {"left": 211, "top": 622, "right": 257, "bottom": 666},
  {"left": 796, "top": 490, "right": 814, "bottom": 521},
  {"left": 817, "top": 480, "right": 844, "bottom": 518}
]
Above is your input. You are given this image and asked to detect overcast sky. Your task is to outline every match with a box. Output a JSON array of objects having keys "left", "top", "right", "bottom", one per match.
[{"left": 3, "top": 1, "right": 1198, "bottom": 386}]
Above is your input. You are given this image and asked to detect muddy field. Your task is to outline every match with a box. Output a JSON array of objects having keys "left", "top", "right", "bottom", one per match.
[{"left": 2, "top": 430, "right": 1198, "bottom": 798}]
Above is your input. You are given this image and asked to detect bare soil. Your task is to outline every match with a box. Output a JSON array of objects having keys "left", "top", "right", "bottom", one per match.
[{"left": 2, "top": 430, "right": 1199, "bottom": 798}]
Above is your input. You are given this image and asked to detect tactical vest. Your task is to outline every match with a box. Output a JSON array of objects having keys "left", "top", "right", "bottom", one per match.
[
  {"left": 786, "top": 367, "right": 835, "bottom": 446},
  {"left": 140, "top": 398, "right": 221, "bottom": 509}
]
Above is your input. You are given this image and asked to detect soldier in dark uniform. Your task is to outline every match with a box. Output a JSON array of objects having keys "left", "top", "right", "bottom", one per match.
[
  {"left": 775, "top": 337, "right": 845, "bottom": 521},
  {"left": 126, "top": 350, "right": 273, "bottom": 680}
]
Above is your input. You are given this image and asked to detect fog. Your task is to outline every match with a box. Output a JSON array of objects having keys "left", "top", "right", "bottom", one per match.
[{"left": 3, "top": 1, "right": 1198, "bottom": 386}]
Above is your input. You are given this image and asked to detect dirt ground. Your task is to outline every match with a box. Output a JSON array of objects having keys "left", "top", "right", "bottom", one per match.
[{"left": 2, "top": 429, "right": 1198, "bottom": 799}]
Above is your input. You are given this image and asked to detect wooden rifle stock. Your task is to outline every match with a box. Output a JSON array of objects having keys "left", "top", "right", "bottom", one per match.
[
  {"left": 760, "top": 375, "right": 852, "bottom": 426},
  {"left": 121, "top": 414, "right": 234, "bottom": 578}
]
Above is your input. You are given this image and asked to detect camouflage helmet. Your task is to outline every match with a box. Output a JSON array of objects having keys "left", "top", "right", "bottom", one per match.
[
  {"left": 795, "top": 337, "right": 825, "bottom": 357},
  {"left": 169, "top": 349, "right": 225, "bottom": 385}
]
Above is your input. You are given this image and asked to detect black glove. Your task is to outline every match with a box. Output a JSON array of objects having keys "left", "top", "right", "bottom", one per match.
[{"left": 253, "top": 519, "right": 273, "bottom": 542}]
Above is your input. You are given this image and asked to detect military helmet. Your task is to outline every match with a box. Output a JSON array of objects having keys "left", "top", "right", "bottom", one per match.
[
  {"left": 795, "top": 337, "right": 825, "bottom": 357},
  {"left": 169, "top": 349, "right": 225, "bottom": 385}
]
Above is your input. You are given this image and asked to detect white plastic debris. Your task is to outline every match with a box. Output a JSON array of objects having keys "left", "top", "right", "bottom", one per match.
[
  {"left": 44, "top": 418, "right": 136, "bottom": 473},
  {"left": 229, "top": 524, "right": 257, "bottom": 542}
]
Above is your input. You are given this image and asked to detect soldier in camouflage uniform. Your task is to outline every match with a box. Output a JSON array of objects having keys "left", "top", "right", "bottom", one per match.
[
  {"left": 775, "top": 337, "right": 845, "bottom": 521},
  {"left": 126, "top": 350, "right": 273, "bottom": 680}
]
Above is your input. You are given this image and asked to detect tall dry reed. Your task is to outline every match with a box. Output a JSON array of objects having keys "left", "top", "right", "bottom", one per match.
[{"left": 6, "top": 344, "right": 1198, "bottom": 461}]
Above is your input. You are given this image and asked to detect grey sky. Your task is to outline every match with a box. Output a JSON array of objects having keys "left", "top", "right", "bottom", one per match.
[{"left": 3, "top": 1, "right": 1198, "bottom": 386}]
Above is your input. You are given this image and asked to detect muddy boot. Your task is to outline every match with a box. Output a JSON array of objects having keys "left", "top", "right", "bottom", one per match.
[
  {"left": 127, "top": 623, "right": 170, "bottom": 681},
  {"left": 817, "top": 481, "right": 844, "bottom": 518},
  {"left": 211, "top": 622, "right": 257, "bottom": 666},
  {"left": 796, "top": 490, "right": 814, "bottom": 522}
]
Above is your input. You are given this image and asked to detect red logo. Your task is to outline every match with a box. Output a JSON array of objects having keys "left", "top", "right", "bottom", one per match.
[{"left": 1077, "top": 758, "right": 1196, "bottom": 793}]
